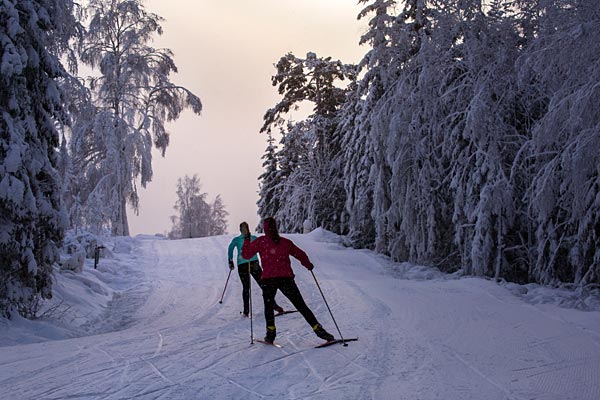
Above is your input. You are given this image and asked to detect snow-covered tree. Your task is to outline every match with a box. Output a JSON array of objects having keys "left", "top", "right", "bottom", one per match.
[
  {"left": 255, "top": 0, "right": 600, "bottom": 288},
  {"left": 518, "top": 1, "right": 600, "bottom": 286},
  {"left": 439, "top": 0, "right": 523, "bottom": 278},
  {"left": 258, "top": 52, "right": 355, "bottom": 232},
  {"left": 209, "top": 194, "right": 228, "bottom": 236},
  {"left": 174, "top": 175, "right": 208, "bottom": 238},
  {"left": 169, "top": 175, "right": 227, "bottom": 239},
  {"left": 73, "top": 0, "right": 202, "bottom": 236},
  {"left": 57, "top": 74, "right": 96, "bottom": 233},
  {"left": 356, "top": 0, "right": 434, "bottom": 255},
  {"left": 336, "top": 0, "right": 403, "bottom": 249},
  {"left": 0, "top": 0, "right": 79, "bottom": 318},
  {"left": 256, "top": 130, "right": 279, "bottom": 230},
  {"left": 339, "top": 90, "right": 375, "bottom": 247},
  {"left": 275, "top": 120, "right": 316, "bottom": 233}
]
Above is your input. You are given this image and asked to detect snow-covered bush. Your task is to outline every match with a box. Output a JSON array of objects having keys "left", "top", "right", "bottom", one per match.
[
  {"left": 63, "top": 231, "right": 98, "bottom": 258},
  {"left": 59, "top": 251, "right": 85, "bottom": 274}
]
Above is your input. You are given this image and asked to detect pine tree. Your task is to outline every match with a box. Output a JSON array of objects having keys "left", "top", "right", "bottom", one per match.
[
  {"left": 273, "top": 121, "right": 308, "bottom": 232},
  {"left": 356, "top": 0, "right": 434, "bottom": 256},
  {"left": 339, "top": 88, "right": 376, "bottom": 247},
  {"left": 253, "top": 0, "right": 600, "bottom": 288},
  {"left": 519, "top": 0, "right": 600, "bottom": 285},
  {"left": 256, "top": 130, "right": 280, "bottom": 230},
  {"left": 0, "top": 0, "right": 79, "bottom": 318},
  {"left": 259, "top": 52, "right": 355, "bottom": 232},
  {"left": 337, "top": 0, "right": 402, "bottom": 248},
  {"left": 441, "top": 0, "right": 524, "bottom": 278}
]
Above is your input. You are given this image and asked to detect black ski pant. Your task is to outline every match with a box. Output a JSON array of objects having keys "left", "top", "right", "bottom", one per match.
[
  {"left": 261, "top": 277, "right": 319, "bottom": 333},
  {"left": 238, "top": 261, "right": 281, "bottom": 315}
]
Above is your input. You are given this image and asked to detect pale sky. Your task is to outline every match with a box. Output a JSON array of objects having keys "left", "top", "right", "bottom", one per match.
[{"left": 128, "top": 0, "right": 368, "bottom": 236}]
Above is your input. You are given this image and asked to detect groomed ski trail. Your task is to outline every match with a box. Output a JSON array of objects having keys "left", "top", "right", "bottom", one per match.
[{"left": 1, "top": 233, "right": 599, "bottom": 399}]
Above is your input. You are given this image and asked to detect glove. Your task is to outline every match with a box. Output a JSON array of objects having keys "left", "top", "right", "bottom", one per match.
[
  {"left": 307, "top": 263, "right": 314, "bottom": 271},
  {"left": 228, "top": 260, "right": 235, "bottom": 270}
]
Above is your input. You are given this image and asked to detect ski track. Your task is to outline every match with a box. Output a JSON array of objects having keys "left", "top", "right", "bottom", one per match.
[{"left": 1, "top": 234, "right": 600, "bottom": 399}]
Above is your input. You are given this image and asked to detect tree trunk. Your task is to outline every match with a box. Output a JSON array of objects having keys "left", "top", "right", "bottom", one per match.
[
  {"left": 111, "top": 188, "right": 130, "bottom": 236},
  {"left": 121, "top": 197, "right": 130, "bottom": 236}
]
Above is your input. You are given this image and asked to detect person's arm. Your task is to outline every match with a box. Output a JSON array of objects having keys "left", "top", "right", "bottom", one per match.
[
  {"left": 227, "top": 238, "right": 236, "bottom": 269},
  {"left": 241, "top": 236, "right": 259, "bottom": 260},
  {"left": 289, "top": 241, "right": 313, "bottom": 270}
]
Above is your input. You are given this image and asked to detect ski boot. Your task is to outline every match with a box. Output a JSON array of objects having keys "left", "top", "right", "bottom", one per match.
[
  {"left": 264, "top": 325, "right": 276, "bottom": 344},
  {"left": 313, "top": 323, "right": 334, "bottom": 341}
]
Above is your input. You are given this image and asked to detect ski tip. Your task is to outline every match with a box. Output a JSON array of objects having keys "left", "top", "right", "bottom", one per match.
[
  {"left": 254, "top": 338, "right": 283, "bottom": 348},
  {"left": 274, "top": 310, "right": 298, "bottom": 316}
]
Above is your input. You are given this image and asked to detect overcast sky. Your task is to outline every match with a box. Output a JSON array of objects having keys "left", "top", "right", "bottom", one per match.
[{"left": 128, "top": 0, "right": 368, "bottom": 235}]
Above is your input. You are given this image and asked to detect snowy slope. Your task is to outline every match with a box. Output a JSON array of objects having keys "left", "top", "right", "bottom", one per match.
[{"left": 1, "top": 231, "right": 600, "bottom": 399}]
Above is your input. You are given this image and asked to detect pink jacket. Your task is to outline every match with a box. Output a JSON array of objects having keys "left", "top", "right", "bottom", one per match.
[{"left": 241, "top": 235, "right": 312, "bottom": 279}]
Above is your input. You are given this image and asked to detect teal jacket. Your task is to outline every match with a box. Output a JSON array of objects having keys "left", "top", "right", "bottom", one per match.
[{"left": 228, "top": 234, "right": 258, "bottom": 265}]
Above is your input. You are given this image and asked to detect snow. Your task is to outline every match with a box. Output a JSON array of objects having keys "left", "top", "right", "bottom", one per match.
[
  {"left": 0, "top": 174, "right": 25, "bottom": 205},
  {"left": 1, "top": 232, "right": 600, "bottom": 399},
  {"left": 0, "top": 37, "right": 25, "bottom": 76}
]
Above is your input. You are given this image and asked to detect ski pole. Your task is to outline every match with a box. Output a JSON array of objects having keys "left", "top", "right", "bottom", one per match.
[
  {"left": 249, "top": 262, "right": 254, "bottom": 344},
  {"left": 219, "top": 269, "right": 232, "bottom": 304},
  {"left": 311, "top": 270, "right": 347, "bottom": 346}
]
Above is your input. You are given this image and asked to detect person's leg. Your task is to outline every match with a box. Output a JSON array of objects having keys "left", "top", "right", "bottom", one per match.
[
  {"left": 279, "top": 278, "right": 334, "bottom": 341},
  {"left": 249, "top": 260, "right": 262, "bottom": 282},
  {"left": 278, "top": 278, "right": 319, "bottom": 327},
  {"left": 237, "top": 262, "right": 250, "bottom": 315},
  {"left": 261, "top": 278, "right": 278, "bottom": 342},
  {"left": 250, "top": 261, "right": 284, "bottom": 313}
]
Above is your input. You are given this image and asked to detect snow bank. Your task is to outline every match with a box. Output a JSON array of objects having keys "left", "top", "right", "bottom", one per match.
[
  {"left": 0, "top": 233, "right": 145, "bottom": 347},
  {"left": 504, "top": 282, "right": 600, "bottom": 311},
  {"left": 304, "top": 226, "right": 345, "bottom": 244},
  {"left": 309, "top": 227, "right": 600, "bottom": 311}
]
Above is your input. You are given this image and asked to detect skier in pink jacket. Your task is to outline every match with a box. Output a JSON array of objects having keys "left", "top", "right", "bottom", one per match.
[{"left": 242, "top": 217, "right": 334, "bottom": 344}]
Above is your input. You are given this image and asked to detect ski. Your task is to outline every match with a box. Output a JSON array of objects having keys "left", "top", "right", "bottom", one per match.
[
  {"left": 254, "top": 337, "right": 358, "bottom": 349},
  {"left": 275, "top": 310, "right": 298, "bottom": 317},
  {"left": 254, "top": 339, "right": 282, "bottom": 348},
  {"left": 315, "top": 338, "right": 358, "bottom": 348}
]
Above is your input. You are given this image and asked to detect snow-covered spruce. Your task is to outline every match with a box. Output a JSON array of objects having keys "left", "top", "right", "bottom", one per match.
[
  {"left": 257, "top": 0, "right": 600, "bottom": 287},
  {"left": 0, "top": 0, "right": 79, "bottom": 318}
]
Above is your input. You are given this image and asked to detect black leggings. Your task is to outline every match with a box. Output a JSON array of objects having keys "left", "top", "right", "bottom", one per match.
[
  {"left": 262, "top": 277, "right": 319, "bottom": 330},
  {"left": 238, "top": 261, "right": 280, "bottom": 314}
]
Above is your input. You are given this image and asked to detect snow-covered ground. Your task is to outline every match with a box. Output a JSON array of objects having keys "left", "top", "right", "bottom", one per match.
[{"left": 1, "top": 230, "right": 600, "bottom": 399}]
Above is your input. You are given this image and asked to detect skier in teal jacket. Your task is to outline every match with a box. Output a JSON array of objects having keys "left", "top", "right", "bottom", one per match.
[{"left": 228, "top": 221, "right": 284, "bottom": 316}]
